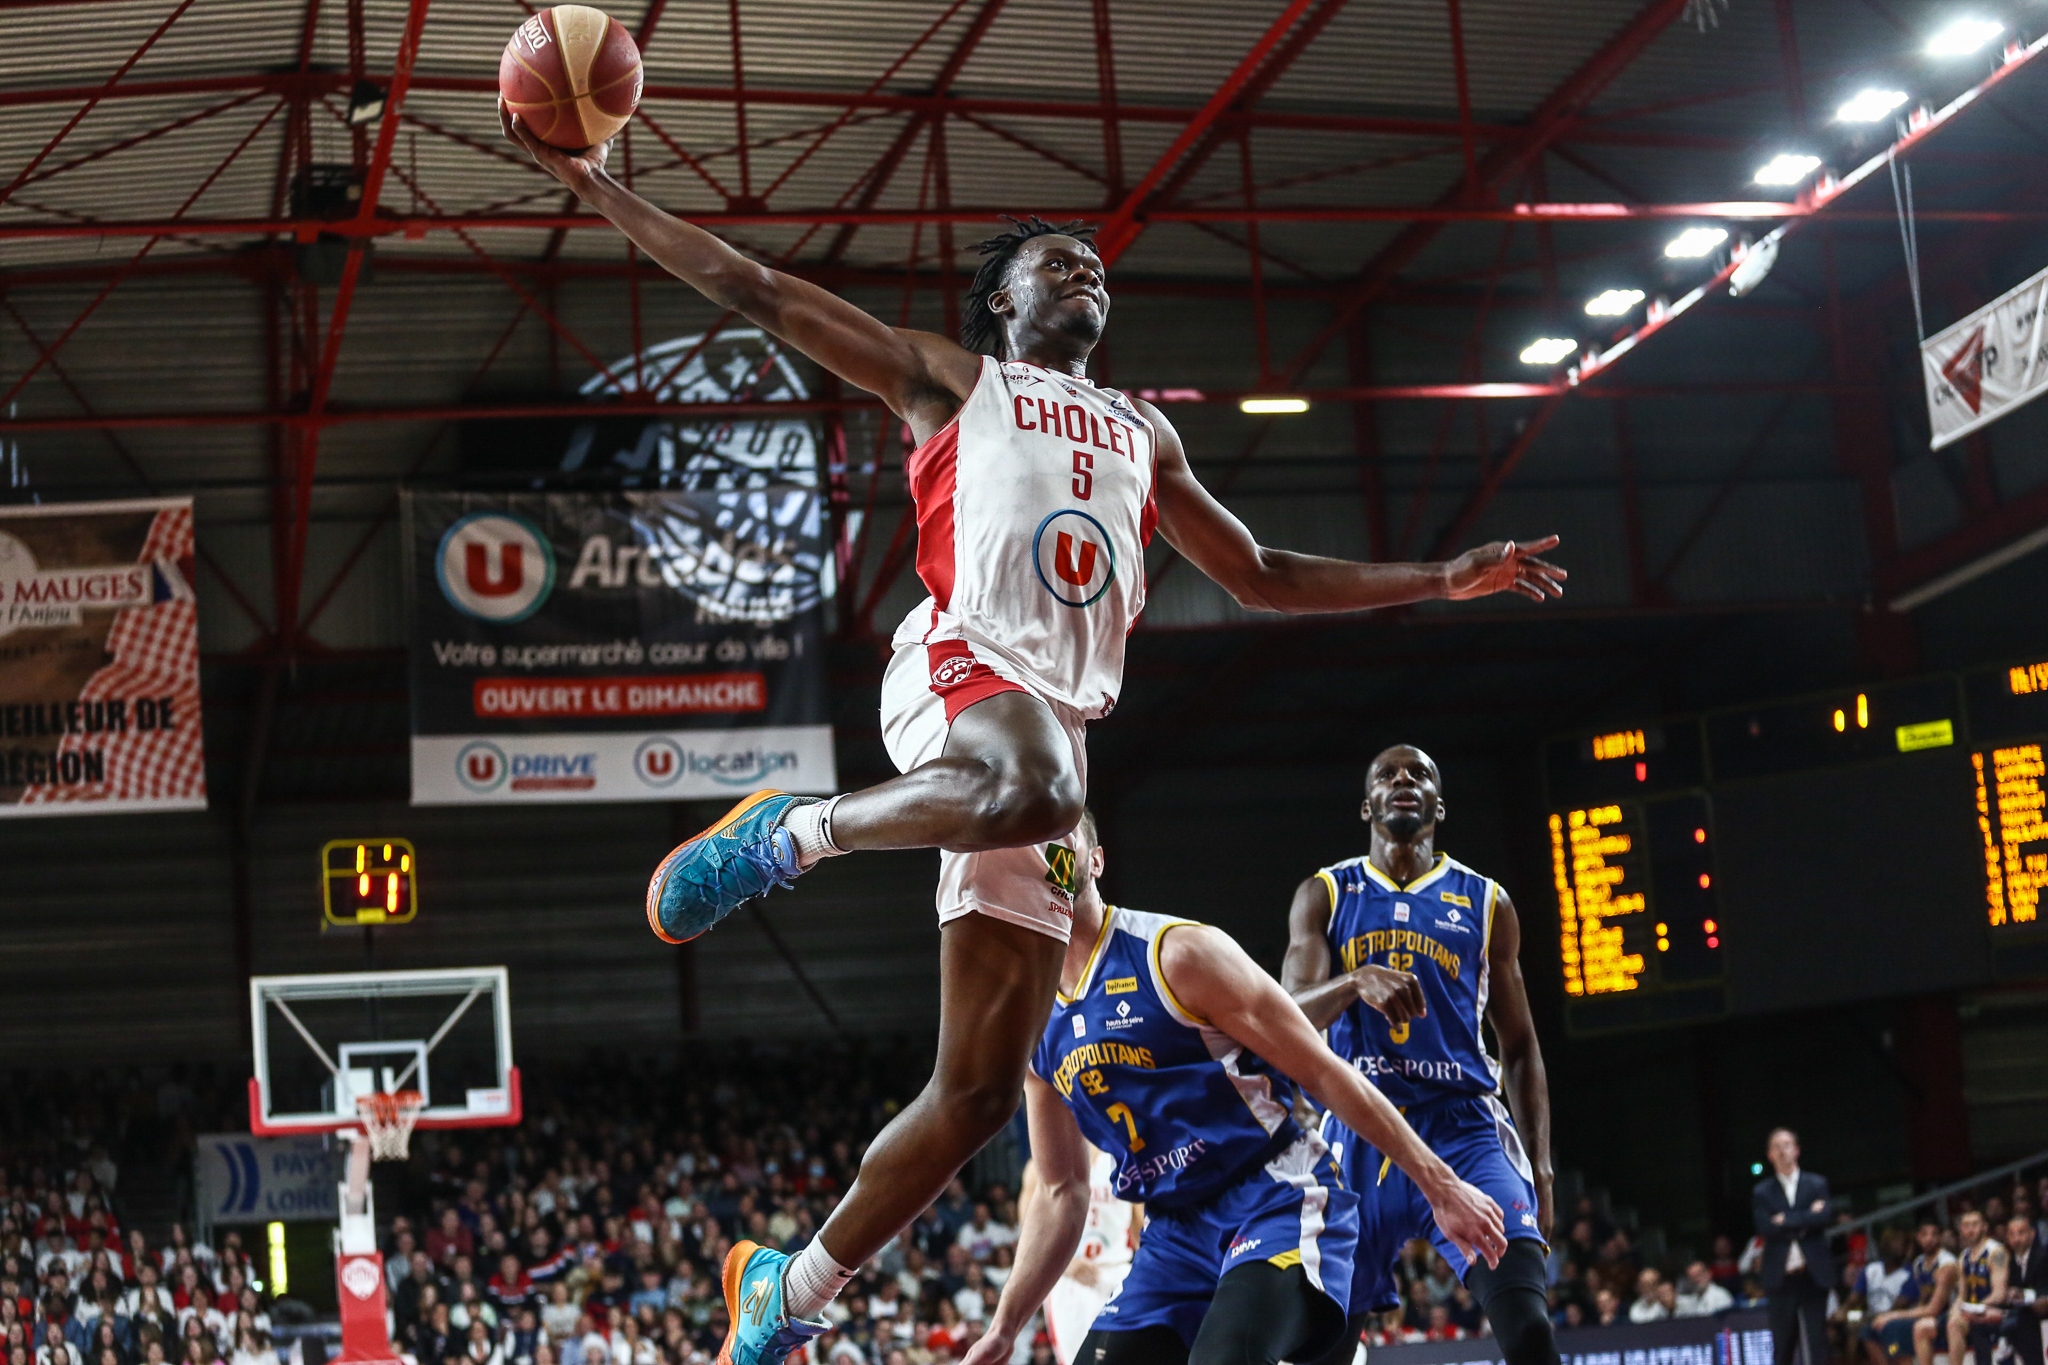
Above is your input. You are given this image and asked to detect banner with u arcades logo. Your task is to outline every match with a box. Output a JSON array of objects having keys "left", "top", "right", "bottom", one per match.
[{"left": 403, "top": 490, "right": 834, "bottom": 805}]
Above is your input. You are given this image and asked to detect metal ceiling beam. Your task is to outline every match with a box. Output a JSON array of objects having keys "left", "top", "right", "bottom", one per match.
[
  {"left": 0, "top": 73, "right": 1743, "bottom": 150},
  {"left": 8, "top": 203, "right": 2032, "bottom": 244},
  {"left": 817, "top": 0, "right": 1011, "bottom": 263},
  {"left": 1275, "top": 0, "right": 1695, "bottom": 393},
  {"left": 1095, "top": 0, "right": 1326, "bottom": 261},
  {"left": 1422, "top": 30, "right": 2048, "bottom": 558},
  {"left": 0, "top": 381, "right": 1877, "bottom": 434},
  {"left": 1131, "top": 0, "right": 1352, "bottom": 228},
  {"left": 275, "top": 0, "right": 434, "bottom": 650}
]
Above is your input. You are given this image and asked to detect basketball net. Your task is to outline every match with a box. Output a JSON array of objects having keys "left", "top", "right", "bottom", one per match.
[{"left": 355, "top": 1090, "right": 425, "bottom": 1163}]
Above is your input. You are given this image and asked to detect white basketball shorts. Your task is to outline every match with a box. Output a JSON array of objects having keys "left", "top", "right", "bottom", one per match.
[
  {"left": 1045, "top": 1264, "right": 1130, "bottom": 1365},
  {"left": 879, "top": 636, "right": 1089, "bottom": 944}
]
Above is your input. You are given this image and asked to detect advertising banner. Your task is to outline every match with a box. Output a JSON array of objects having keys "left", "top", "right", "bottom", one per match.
[
  {"left": 1923, "top": 261, "right": 2048, "bottom": 449},
  {"left": 194, "top": 1133, "right": 341, "bottom": 1227},
  {"left": 405, "top": 489, "right": 835, "bottom": 804},
  {"left": 1365, "top": 1309, "right": 1772, "bottom": 1365},
  {"left": 0, "top": 497, "right": 206, "bottom": 817}
]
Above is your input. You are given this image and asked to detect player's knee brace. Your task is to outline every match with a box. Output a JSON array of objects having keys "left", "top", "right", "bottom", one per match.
[{"left": 1465, "top": 1242, "right": 1559, "bottom": 1365}]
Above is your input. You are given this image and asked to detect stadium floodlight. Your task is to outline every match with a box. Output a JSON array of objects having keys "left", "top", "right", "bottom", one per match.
[
  {"left": 1585, "top": 288, "right": 1647, "bottom": 317},
  {"left": 1239, "top": 396, "right": 1310, "bottom": 415},
  {"left": 1926, "top": 17, "right": 2003, "bottom": 55},
  {"left": 1519, "top": 337, "right": 1578, "bottom": 366},
  {"left": 1665, "top": 226, "right": 1730, "bottom": 258},
  {"left": 1754, "top": 152, "right": 1823, "bottom": 186},
  {"left": 1836, "top": 87, "right": 1908, "bottom": 122}
]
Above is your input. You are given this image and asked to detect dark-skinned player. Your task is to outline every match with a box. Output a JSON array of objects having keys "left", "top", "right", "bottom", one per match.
[
  {"left": 1283, "top": 745, "right": 1560, "bottom": 1365},
  {"left": 505, "top": 106, "right": 1570, "bottom": 1365}
]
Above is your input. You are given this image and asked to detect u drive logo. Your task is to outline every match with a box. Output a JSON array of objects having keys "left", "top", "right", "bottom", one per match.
[{"left": 1033, "top": 509, "right": 1115, "bottom": 608}]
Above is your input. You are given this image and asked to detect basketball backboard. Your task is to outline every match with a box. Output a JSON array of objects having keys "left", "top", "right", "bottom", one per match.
[{"left": 248, "top": 967, "right": 519, "bottom": 1136}]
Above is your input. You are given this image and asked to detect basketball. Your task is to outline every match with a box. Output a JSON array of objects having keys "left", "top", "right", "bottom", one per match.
[{"left": 499, "top": 4, "right": 642, "bottom": 150}]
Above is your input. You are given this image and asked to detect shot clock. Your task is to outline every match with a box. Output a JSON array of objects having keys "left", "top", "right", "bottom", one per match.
[{"left": 322, "top": 839, "right": 418, "bottom": 927}]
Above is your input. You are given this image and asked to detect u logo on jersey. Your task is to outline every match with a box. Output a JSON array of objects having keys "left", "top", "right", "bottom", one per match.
[{"left": 1033, "top": 509, "right": 1115, "bottom": 607}]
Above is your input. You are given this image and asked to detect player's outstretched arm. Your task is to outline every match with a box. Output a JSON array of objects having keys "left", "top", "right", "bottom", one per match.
[
  {"left": 1281, "top": 875, "right": 1427, "bottom": 1031},
  {"left": 963, "top": 1076, "right": 1093, "bottom": 1365},
  {"left": 1137, "top": 399, "right": 1566, "bottom": 612},
  {"left": 501, "top": 105, "right": 978, "bottom": 429},
  {"left": 1156, "top": 924, "right": 1507, "bottom": 1268},
  {"left": 1483, "top": 889, "right": 1554, "bottom": 1238}
]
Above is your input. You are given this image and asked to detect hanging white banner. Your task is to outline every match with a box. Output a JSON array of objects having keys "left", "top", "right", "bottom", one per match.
[{"left": 1922, "top": 263, "right": 2048, "bottom": 450}]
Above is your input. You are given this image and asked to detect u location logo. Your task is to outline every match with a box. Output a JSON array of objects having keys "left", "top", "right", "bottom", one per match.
[
  {"left": 456, "top": 740, "right": 507, "bottom": 792},
  {"left": 1032, "top": 509, "right": 1115, "bottom": 608},
  {"left": 635, "top": 736, "right": 683, "bottom": 787},
  {"left": 436, "top": 512, "right": 556, "bottom": 622}
]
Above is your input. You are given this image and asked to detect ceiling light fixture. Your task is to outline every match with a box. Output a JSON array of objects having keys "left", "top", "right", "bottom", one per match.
[
  {"left": 1836, "top": 87, "right": 1909, "bottom": 122},
  {"left": 1519, "top": 337, "right": 1578, "bottom": 366},
  {"left": 1754, "top": 152, "right": 1823, "bottom": 185},
  {"left": 1926, "top": 17, "right": 2003, "bottom": 55},
  {"left": 1665, "top": 226, "right": 1730, "bottom": 258},
  {"left": 1585, "top": 288, "right": 1647, "bottom": 317},
  {"left": 1239, "top": 396, "right": 1310, "bottom": 415}
]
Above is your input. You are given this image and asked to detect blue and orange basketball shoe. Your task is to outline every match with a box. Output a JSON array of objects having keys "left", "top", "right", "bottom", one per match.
[
  {"left": 646, "top": 790, "right": 813, "bottom": 943},
  {"left": 716, "top": 1241, "right": 826, "bottom": 1365}
]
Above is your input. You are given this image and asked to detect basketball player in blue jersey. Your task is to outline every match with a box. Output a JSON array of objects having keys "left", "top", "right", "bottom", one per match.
[
  {"left": 1283, "top": 745, "right": 1559, "bottom": 1365},
  {"left": 962, "top": 813, "right": 1506, "bottom": 1365}
]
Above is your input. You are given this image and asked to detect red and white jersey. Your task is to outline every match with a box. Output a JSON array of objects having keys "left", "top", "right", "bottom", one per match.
[
  {"left": 1075, "top": 1147, "right": 1137, "bottom": 1271},
  {"left": 894, "top": 357, "right": 1158, "bottom": 719}
]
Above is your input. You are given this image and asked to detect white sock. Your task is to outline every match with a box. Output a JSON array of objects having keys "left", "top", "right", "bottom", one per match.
[
  {"left": 783, "top": 794, "right": 848, "bottom": 870},
  {"left": 780, "top": 1239, "right": 854, "bottom": 1319}
]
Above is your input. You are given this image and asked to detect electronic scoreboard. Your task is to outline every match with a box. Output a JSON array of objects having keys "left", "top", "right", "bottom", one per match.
[
  {"left": 1545, "top": 657, "right": 2048, "bottom": 1034},
  {"left": 321, "top": 839, "right": 418, "bottom": 927}
]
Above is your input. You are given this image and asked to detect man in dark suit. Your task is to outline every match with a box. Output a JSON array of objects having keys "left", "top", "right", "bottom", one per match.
[
  {"left": 1754, "top": 1128, "right": 1833, "bottom": 1365},
  {"left": 2000, "top": 1213, "right": 2047, "bottom": 1365}
]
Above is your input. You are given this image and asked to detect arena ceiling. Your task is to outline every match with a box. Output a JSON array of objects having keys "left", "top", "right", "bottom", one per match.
[{"left": 3, "top": 0, "right": 2048, "bottom": 794}]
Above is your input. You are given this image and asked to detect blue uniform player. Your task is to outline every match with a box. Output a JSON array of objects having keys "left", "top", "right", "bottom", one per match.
[
  {"left": 1283, "top": 746, "right": 1559, "bottom": 1365},
  {"left": 967, "top": 813, "right": 1505, "bottom": 1365}
]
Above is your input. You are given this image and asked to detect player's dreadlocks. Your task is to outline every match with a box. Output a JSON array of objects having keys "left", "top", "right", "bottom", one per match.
[{"left": 960, "top": 216, "right": 1098, "bottom": 357}]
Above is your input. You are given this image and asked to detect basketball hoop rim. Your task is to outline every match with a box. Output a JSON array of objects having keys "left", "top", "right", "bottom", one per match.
[{"left": 246, "top": 1067, "right": 524, "bottom": 1137}]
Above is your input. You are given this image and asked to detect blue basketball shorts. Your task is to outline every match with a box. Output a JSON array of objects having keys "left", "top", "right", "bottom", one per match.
[
  {"left": 1090, "top": 1131, "right": 1361, "bottom": 1346},
  {"left": 1319, "top": 1092, "right": 1544, "bottom": 1313}
]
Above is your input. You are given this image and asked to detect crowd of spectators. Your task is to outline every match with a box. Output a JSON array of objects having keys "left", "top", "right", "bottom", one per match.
[
  {"left": 1313, "top": 1178, "right": 2048, "bottom": 1350},
  {"left": 5, "top": 1061, "right": 2046, "bottom": 1365}
]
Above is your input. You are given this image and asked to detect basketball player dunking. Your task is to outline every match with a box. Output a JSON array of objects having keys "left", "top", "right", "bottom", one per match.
[
  {"left": 506, "top": 109, "right": 1566, "bottom": 1365},
  {"left": 1283, "top": 746, "right": 1559, "bottom": 1365}
]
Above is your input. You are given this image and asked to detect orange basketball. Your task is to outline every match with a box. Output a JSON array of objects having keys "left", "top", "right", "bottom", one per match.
[{"left": 500, "top": 5, "right": 643, "bottom": 150}]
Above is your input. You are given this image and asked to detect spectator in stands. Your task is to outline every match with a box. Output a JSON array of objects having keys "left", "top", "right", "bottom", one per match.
[
  {"left": 1593, "top": 1288, "right": 1622, "bottom": 1328},
  {"left": 430, "top": 1211, "right": 475, "bottom": 1268},
  {"left": 1677, "top": 1261, "right": 1735, "bottom": 1318},
  {"left": 1630, "top": 1269, "right": 1670, "bottom": 1323}
]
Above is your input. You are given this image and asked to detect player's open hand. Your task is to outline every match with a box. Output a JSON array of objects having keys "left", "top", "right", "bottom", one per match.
[
  {"left": 1428, "top": 1176, "right": 1508, "bottom": 1269},
  {"left": 1351, "top": 963, "right": 1426, "bottom": 1024},
  {"left": 500, "top": 97, "right": 612, "bottom": 195},
  {"left": 1444, "top": 535, "right": 1567, "bottom": 602}
]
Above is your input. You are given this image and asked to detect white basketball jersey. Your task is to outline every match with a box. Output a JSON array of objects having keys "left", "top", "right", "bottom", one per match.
[
  {"left": 893, "top": 357, "right": 1158, "bottom": 719},
  {"left": 1075, "top": 1147, "right": 1136, "bottom": 1271}
]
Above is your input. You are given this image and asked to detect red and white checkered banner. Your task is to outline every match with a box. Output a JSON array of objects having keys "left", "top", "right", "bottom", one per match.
[
  {"left": 0, "top": 498, "right": 207, "bottom": 816},
  {"left": 1922, "top": 261, "right": 2048, "bottom": 450}
]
